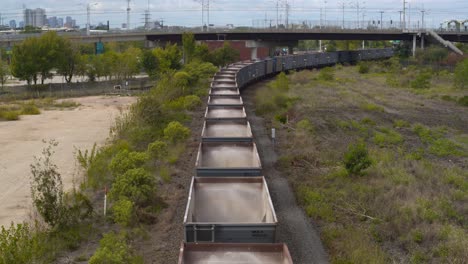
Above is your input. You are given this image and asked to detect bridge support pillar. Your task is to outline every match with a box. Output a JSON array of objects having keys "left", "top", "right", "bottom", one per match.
[
  {"left": 145, "top": 40, "right": 156, "bottom": 49},
  {"left": 245, "top": 40, "right": 298, "bottom": 60},
  {"left": 251, "top": 47, "right": 258, "bottom": 60},
  {"left": 421, "top": 35, "right": 425, "bottom": 49},
  {"left": 412, "top": 34, "right": 417, "bottom": 57}
]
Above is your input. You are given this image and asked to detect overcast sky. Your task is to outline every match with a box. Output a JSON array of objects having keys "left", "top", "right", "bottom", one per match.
[{"left": 1, "top": 0, "right": 467, "bottom": 29}]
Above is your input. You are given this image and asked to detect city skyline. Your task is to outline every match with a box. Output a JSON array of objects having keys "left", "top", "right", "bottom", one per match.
[{"left": 0, "top": 0, "right": 467, "bottom": 29}]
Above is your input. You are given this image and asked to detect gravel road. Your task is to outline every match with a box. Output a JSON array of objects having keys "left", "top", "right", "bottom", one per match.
[{"left": 243, "top": 83, "right": 329, "bottom": 264}]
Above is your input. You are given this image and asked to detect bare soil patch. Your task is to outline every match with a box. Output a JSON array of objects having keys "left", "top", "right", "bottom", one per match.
[{"left": 0, "top": 96, "right": 136, "bottom": 228}]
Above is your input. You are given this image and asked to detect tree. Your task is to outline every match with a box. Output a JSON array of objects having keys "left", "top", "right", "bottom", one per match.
[
  {"left": 11, "top": 37, "right": 40, "bottom": 85},
  {"left": 152, "top": 44, "right": 182, "bottom": 73},
  {"left": 0, "top": 60, "right": 9, "bottom": 90},
  {"left": 211, "top": 42, "right": 240, "bottom": 66},
  {"left": 30, "top": 140, "right": 64, "bottom": 227},
  {"left": 182, "top": 32, "right": 196, "bottom": 64},
  {"left": 56, "top": 40, "right": 82, "bottom": 83},
  {"left": 454, "top": 59, "right": 468, "bottom": 89},
  {"left": 141, "top": 49, "right": 159, "bottom": 78}
]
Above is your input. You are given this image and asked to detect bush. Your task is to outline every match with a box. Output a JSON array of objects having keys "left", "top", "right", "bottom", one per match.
[
  {"left": 457, "top": 96, "right": 468, "bottom": 107},
  {"left": 112, "top": 198, "right": 135, "bottom": 227},
  {"left": 109, "top": 150, "right": 149, "bottom": 176},
  {"left": 273, "top": 72, "right": 289, "bottom": 91},
  {"left": 454, "top": 59, "right": 468, "bottom": 88},
  {"left": 60, "top": 191, "right": 93, "bottom": 227},
  {"left": 183, "top": 95, "right": 202, "bottom": 110},
  {"left": 30, "top": 140, "right": 64, "bottom": 227},
  {"left": 411, "top": 71, "right": 432, "bottom": 89},
  {"left": 318, "top": 67, "right": 335, "bottom": 81},
  {"left": 147, "top": 140, "right": 168, "bottom": 161},
  {"left": 163, "top": 121, "right": 190, "bottom": 144},
  {"left": 344, "top": 141, "right": 372, "bottom": 175},
  {"left": 358, "top": 62, "right": 370, "bottom": 74},
  {"left": 296, "top": 119, "right": 314, "bottom": 133},
  {"left": 1, "top": 111, "right": 20, "bottom": 121},
  {"left": 110, "top": 168, "right": 155, "bottom": 205},
  {"left": 0, "top": 223, "right": 44, "bottom": 263},
  {"left": 21, "top": 103, "right": 41, "bottom": 115},
  {"left": 89, "top": 232, "right": 142, "bottom": 264}
]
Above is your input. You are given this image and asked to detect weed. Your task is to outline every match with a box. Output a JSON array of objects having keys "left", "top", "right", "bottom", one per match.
[
  {"left": 413, "top": 124, "right": 463, "bottom": 157},
  {"left": 457, "top": 95, "right": 468, "bottom": 107},
  {"left": 393, "top": 119, "right": 410, "bottom": 128},
  {"left": 344, "top": 141, "right": 372, "bottom": 175},
  {"left": 358, "top": 62, "right": 370, "bottom": 74},
  {"left": 373, "top": 128, "right": 404, "bottom": 147},
  {"left": 318, "top": 67, "right": 335, "bottom": 81},
  {"left": 296, "top": 119, "right": 314, "bottom": 133},
  {"left": 159, "top": 166, "right": 171, "bottom": 183},
  {"left": 360, "top": 117, "right": 376, "bottom": 126},
  {"left": 360, "top": 103, "right": 384, "bottom": 112},
  {"left": 1, "top": 110, "right": 20, "bottom": 120},
  {"left": 76, "top": 143, "right": 97, "bottom": 170},
  {"left": 21, "top": 103, "right": 41, "bottom": 115},
  {"left": 89, "top": 232, "right": 142, "bottom": 264},
  {"left": 112, "top": 198, "right": 135, "bottom": 227},
  {"left": 411, "top": 71, "right": 432, "bottom": 89}
]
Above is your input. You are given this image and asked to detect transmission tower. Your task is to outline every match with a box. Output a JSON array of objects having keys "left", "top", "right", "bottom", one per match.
[
  {"left": 126, "top": 0, "right": 131, "bottom": 30},
  {"left": 144, "top": 0, "right": 151, "bottom": 30}
]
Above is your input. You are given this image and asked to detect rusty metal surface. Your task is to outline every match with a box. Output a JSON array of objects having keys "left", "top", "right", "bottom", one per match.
[{"left": 196, "top": 142, "right": 261, "bottom": 168}]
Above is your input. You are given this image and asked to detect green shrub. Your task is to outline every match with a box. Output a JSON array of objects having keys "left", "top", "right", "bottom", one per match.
[
  {"left": 457, "top": 96, "right": 468, "bottom": 107},
  {"left": 273, "top": 72, "right": 289, "bottom": 91},
  {"left": 0, "top": 223, "right": 45, "bottom": 263},
  {"left": 110, "top": 168, "right": 155, "bottom": 205},
  {"left": 411, "top": 71, "right": 432, "bottom": 89},
  {"left": 1, "top": 111, "right": 20, "bottom": 121},
  {"left": 30, "top": 140, "right": 64, "bottom": 227},
  {"left": 454, "top": 59, "right": 468, "bottom": 88},
  {"left": 147, "top": 140, "right": 168, "bottom": 161},
  {"left": 21, "top": 103, "right": 41, "bottom": 115},
  {"left": 358, "top": 62, "right": 370, "bottom": 74},
  {"left": 112, "top": 198, "right": 135, "bottom": 227},
  {"left": 393, "top": 119, "right": 410, "bottom": 128},
  {"left": 296, "top": 119, "right": 314, "bottom": 133},
  {"left": 344, "top": 141, "right": 372, "bottom": 175},
  {"left": 361, "top": 103, "right": 384, "bottom": 112},
  {"left": 373, "top": 128, "right": 404, "bottom": 147},
  {"left": 163, "top": 121, "right": 190, "bottom": 143},
  {"left": 109, "top": 150, "right": 149, "bottom": 176},
  {"left": 274, "top": 113, "right": 287, "bottom": 124},
  {"left": 86, "top": 141, "right": 131, "bottom": 189},
  {"left": 318, "top": 67, "right": 335, "bottom": 81},
  {"left": 183, "top": 95, "right": 202, "bottom": 110},
  {"left": 89, "top": 232, "right": 142, "bottom": 264}
]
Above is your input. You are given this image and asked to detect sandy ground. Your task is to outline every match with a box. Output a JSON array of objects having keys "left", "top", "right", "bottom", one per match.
[{"left": 0, "top": 96, "right": 136, "bottom": 228}]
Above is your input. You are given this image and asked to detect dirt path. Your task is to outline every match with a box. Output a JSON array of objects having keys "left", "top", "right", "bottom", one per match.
[
  {"left": 0, "top": 96, "right": 136, "bottom": 228},
  {"left": 243, "top": 83, "right": 329, "bottom": 264}
]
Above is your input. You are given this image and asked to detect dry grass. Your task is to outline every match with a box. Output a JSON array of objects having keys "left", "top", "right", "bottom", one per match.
[{"left": 255, "top": 62, "right": 468, "bottom": 263}]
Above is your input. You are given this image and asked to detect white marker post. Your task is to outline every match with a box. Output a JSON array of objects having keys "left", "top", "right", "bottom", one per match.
[
  {"left": 104, "top": 186, "right": 107, "bottom": 217},
  {"left": 272, "top": 128, "right": 276, "bottom": 145}
]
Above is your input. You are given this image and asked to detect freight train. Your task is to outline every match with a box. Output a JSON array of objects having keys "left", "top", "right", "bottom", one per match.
[{"left": 178, "top": 48, "right": 394, "bottom": 264}]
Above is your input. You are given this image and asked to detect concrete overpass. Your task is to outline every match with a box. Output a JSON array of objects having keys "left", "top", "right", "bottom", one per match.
[{"left": 1, "top": 29, "right": 466, "bottom": 57}]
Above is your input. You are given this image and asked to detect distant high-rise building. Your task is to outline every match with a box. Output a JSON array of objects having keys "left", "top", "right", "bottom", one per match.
[
  {"left": 9, "top": 20, "right": 16, "bottom": 29},
  {"left": 24, "top": 8, "right": 46, "bottom": 27},
  {"left": 48, "top": 16, "right": 58, "bottom": 28},
  {"left": 64, "top": 16, "right": 76, "bottom": 28},
  {"left": 19, "top": 21, "right": 24, "bottom": 28},
  {"left": 57, "top": 18, "right": 64, "bottom": 27}
]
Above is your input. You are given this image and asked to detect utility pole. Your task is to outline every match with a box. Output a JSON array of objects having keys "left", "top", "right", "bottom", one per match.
[
  {"left": 276, "top": 0, "right": 279, "bottom": 29},
  {"left": 285, "top": 1, "right": 289, "bottom": 29},
  {"left": 86, "top": 4, "right": 92, "bottom": 36},
  {"left": 340, "top": 2, "right": 345, "bottom": 29},
  {"left": 380, "top": 11, "right": 384, "bottom": 29},
  {"left": 399, "top": 10, "right": 403, "bottom": 30},
  {"left": 126, "top": 0, "right": 131, "bottom": 30},
  {"left": 403, "top": 0, "right": 407, "bottom": 31},
  {"left": 421, "top": 10, "right": 425, "bottom": 30},
  {"left": 323, "top": 0, "right": 327, "bottom": 26},
  {"left": 356, "top": 1, "right": 360, "bottom": 29}
]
